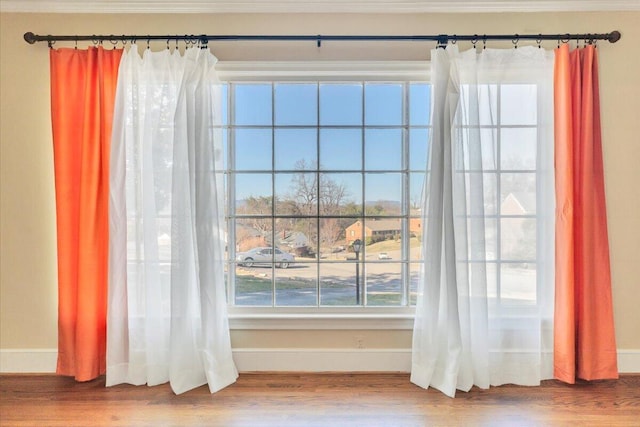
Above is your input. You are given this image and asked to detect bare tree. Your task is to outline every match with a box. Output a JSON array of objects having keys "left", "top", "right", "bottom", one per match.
[{"left": 236, "top": 195, "right": 273, "bottom": 236}]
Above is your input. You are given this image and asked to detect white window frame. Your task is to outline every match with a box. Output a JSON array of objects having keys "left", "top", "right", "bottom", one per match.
[{"left": 218, "top": 61, "right": 429, "bottom": 329}]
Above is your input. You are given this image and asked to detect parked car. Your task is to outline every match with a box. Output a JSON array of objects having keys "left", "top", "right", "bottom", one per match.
[
  {"left": 377, "top": 252, "right": 391, "bottom": 260},
  {"left": 236, "top": 247, "right": 294, "bottom": 268}
]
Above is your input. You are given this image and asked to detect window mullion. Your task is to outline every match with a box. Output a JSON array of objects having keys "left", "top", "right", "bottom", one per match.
[
  {"left": 228, "top": 83, "right": 237, "bottom": 305},
  {"left": 271, "top": 82, "right": 276, "bottom": 307},
  {"left": 316, "top": 81, "right": 321, "bottom": 307},
  {"left": 360, "top": 81, "right": 366, "bottom": 307},
  {"left": 401, "top": 81, "right": 410, "bottom": 307}
]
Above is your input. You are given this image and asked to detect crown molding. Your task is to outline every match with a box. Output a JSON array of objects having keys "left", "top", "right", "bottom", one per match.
[{"left": 2, "top": 0, "right": 639, "bottom": 14}]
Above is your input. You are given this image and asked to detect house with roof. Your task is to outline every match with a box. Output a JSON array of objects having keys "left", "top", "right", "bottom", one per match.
[{"left": 345, "top": 218, "right": 423, "bottom": 244}]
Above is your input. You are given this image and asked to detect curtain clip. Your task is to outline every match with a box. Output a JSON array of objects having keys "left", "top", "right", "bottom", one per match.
[
  {"left": 512, "top": 34, "right": 519, "bottom": 49},
  {"left": 437, "top": 34, "right": 448, "bottom": 49}
]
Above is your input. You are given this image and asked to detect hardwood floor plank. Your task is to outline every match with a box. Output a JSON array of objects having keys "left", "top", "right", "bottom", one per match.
[{"left": 1, "top": 373, "right": 638, "bottom": 426}]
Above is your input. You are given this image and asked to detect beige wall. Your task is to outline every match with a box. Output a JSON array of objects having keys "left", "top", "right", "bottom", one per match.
[{"left": 1, "top": 11, "right": 639, "bottom": 355}]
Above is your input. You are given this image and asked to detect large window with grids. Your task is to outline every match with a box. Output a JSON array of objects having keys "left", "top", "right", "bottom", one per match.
[
  {"left": 223, "top": 77, "right": 431, "bottom": 308},
  {"left": 220, "top": 63, "right": 547, "bottom": 312}
]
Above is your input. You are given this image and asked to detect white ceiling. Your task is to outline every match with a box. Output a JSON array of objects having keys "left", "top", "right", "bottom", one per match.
[{"left": 1, "top": 0, "right": 639, "bottom": 14}]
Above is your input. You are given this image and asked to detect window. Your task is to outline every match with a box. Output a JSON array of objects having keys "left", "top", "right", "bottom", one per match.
[
  {"left": 217, "top": 62, "right": 430, "bottom": 310},
  {"left": 218, "top": 62, "right": 547, "bottom": 316}
]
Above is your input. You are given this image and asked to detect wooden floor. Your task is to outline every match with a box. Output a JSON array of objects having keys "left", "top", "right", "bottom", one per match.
[{"left": 1, "top": 373, "right": 638, "bottom": 426}]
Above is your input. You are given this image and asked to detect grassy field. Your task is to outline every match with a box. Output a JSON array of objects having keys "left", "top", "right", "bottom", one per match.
[{"left": 234, "top": 272, "right": 403, "bottom": 306}]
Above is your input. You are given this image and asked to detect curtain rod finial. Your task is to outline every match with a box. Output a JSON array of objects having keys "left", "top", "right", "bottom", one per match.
[
  {"left": 608, "top": 31, "right": 621, "bottom": 43},
  {"left": 24, "top": 32, "right": 37, "bottom": 44}
]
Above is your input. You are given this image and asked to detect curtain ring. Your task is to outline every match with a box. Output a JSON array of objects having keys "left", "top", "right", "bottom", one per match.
[
  {"left": 167, "top": 38, "right": 171, "bottom": 50},
  {"left": 482, "top": 35, "right": 487, "bottom": 50},
  {"left": 146, "top": 36, "right": 150, "bottom": 49},
  {"left": 110, "top": 38, "right": 118, "bottom": 49},
  {"left": 47, "top": 40, "right": 55, "bottom": 49},
  {"left": 536, "top": 34, "right": 542, "bottom": 49},
  {"left": 451, "top": 35, "right": 457, "bottom": 45},
  {"left": 92, "top": 36, "right": 99, "bottom": 45},
  {"left": 74, "top": 38, "right": 78, "bottom": 50},
  {"left": 471, "top": 34, "right": 478, "bottom": 49},
  {"left": 512, "top": 34, "right": 519, "bottom": 49}
]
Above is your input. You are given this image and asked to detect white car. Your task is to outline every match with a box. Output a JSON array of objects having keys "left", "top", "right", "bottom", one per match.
[
  {"left": 236, "top": 247, "right": 294, "bottom": 268},
  {"left": 377, "top": 252, "right": 391, "bottom": 260}
]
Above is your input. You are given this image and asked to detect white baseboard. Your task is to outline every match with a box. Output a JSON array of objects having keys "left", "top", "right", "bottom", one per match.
[
  {"left": 2, "top": 348, "right": 639, "bottom": 374},
  {"left": 233, "top": 348, "right": 412, "bottom": 372},
  {"left": 0, "top": 349, "right": 57, "bottom": 373},
  {"left": 617, "top": 350, "right": 640, "bottom": 373}
]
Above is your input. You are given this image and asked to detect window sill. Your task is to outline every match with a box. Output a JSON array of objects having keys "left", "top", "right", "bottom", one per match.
[{"left": 228, "top": 309, "right": 415, "bottom": 330}]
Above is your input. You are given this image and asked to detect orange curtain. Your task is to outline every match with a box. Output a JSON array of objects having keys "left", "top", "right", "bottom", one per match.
[
  {"left": 50, "top": 46, "right": 122, "bottom": 381},
  {"left": 553, "top": 43, "right": 618, "bottom": 383}
]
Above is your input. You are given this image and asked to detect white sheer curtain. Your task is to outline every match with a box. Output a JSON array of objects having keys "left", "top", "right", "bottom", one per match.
[
  {"left": 107, "top": 45, "right": 238, "bottom": 394},
  {"left": 412, "top": 45, "right": 555, "bottom": 397}
]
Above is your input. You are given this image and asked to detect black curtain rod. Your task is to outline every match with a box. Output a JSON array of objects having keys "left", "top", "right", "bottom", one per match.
[{"left": 24, "top": 31, "right": 621, "bottom": 48}]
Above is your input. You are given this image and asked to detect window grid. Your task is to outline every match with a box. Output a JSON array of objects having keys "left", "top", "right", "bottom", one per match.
[
  {"left": 225, "top": 80, "right": 539, "bottom": 309},
  {"left": 227, "top": 81, "right": 429, "bottom": 308}
]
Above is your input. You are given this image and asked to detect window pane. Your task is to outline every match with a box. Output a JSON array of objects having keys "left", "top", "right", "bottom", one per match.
[
  {"left": 234, "top": 84, "right": 272, "bottom": 126},
  {"left": 320, "top": 83, "right": 362, "bottom": 126},
  {"left": 235, "top": 128, "right": 272, "bottom": 170},
  {"left": 364, "top": 218, "right": 401, "bottom": 250},
  {"left": 501, "top": 173, "right": 536, "bottom": 215},
  {"left": 409, "top": 128, "right": 429, "bottom": 171},
  {"left": 501, "top": 263, "right": 536, "bottom": 305},
  {"left": 320, "top": 218, "right": 347, "bottom": 259},
  {"left": 365, "top": 173, "right": 402, "bottom": 214},
  {"left": 275, "top": 128, "right": 317, "bottom": 171},
  {"left": 501, "top": 84, "right": 537, "bottom": 125},
  {"left": 479, "top": 128, "right": 498, "bottom": 171},
  {"left": 235, "top": 218, "right": 272, "bottom": 253},
  {"left": 501, "top": 128, "right": 537, "bottom": 170},
  {"left": 320, "top": 262, "right": 359, "bottom": 306},
  {"left": 366, "top": 262, "right": 402, "bottom": 306},
  {"left": 365, "top": 129, "right": 402, "bottom": 170},
  {"left": 221, "top": 129, "right": 228, "bottom": 171},
  {"left": 409, "top": 218, "right": 423, "bottom": 261},
  {"left": 276, "top": 218, "right": 317, "bottom": 259},
  {"left": 365, "top": 83, "right": 402, "bottom": 126},
  {"left": 501, "top": 218, "right": 536, "bottom": 260},
  {"left": 235, "top": 264, "right": 273, "bottom": 306},
  {"left": 464, "top": 172, "right": 497, "bottom": 215},
  {"left": 460, "top": 84, "right": 498, "bottom": 126},
  {"left": 276, "top": 264, "right": 318, "bottom": 306},
  {"left": 275, "top": 83, "right": 318, "bottom": 126},
  {"left": 459, "top": 128, "right": 497, "bottom": 171},
  {"left": 156, "top": 217, "right": 172, "bottom": 261},
  {"left": 410, "top": 83, "right": 431, "bottom": 126},
  {"left": 275, "top": 173, "right": 317, "bottom": 216},
  {"left": 410, "top": 172, "right": 425, "bottom": 212},
  {"left": 319, "top": 129, "right": 362, "bottom": 170},
  {"left": 344, "top": 218, "right": 365, "bottom": 246},
  {"left": 483, "top": 218, "right": 498, "bottom": 261},
  {"left": 235, "top": 173, "right": 272, "bottom": 215},
  {"left": 410, "top": 263, "right": 423, "bottom": 305},
  {"left": 319, "top": 173, "right": 362, "bottom": 214}
]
